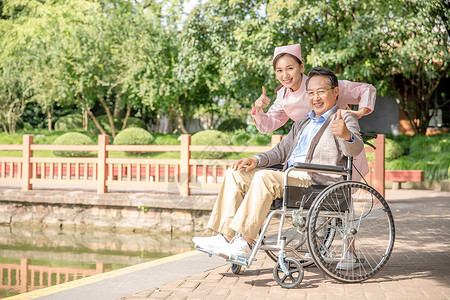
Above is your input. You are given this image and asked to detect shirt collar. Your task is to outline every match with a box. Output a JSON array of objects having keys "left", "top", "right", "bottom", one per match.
[{"left": 307, "top": 104, "right": 338, "bottom": 122}]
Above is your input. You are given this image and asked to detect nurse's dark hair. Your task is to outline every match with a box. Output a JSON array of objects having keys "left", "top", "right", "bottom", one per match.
[
  {"left": 273, "top": 53, "right": 302, "bottom": 69},
  {"left": 305, "top": 68, "right": 338, "bottom": 89}
]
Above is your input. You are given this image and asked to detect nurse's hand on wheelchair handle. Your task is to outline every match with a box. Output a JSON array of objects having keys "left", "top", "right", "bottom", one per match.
[{"left": 232, "top": 157, "right": 258, "bottom": 172}]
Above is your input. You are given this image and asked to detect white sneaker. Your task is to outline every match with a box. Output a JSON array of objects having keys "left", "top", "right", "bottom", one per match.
[
  {"left": 223, "top": 237, "right": 252, "bottom": 260},
  {"left": 336, "top": 252, "right": 359, "bottom": 270},
  {"left": 193, "top": 234, "right": 229, "bottom": 253}
]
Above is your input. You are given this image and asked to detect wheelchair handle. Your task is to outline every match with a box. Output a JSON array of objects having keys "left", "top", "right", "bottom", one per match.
[
  {"left": 360, "top": 131, "right": 377, "bottom": 139},
  {"left": 360, "top": 131, "right": 377, "bottom": 150}
]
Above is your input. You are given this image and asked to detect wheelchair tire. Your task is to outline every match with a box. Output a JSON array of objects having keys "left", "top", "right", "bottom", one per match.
[
  {"left": 307, "top": 181, "right": 395, "bottom": 283},
  {"left": 231, "top": 263, "right": 245, "bottom": 275},
  {"left": 273, "top": 258, "right": 304, "bottom": 289}
]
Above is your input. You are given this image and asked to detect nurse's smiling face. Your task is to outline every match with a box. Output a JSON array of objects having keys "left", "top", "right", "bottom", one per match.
[
  {"left": 306, "top": 75, "right": 339, "bottom": 117},
  {"left": 274, "top": 54, "right": 304, "bottom": 92}
]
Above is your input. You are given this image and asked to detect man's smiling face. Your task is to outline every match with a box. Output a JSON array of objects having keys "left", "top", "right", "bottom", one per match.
[{"left": 307, "top": 75, "right": 339, "bottom": 117}]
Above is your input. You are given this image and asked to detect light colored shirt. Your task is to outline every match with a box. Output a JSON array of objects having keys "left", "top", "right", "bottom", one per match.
[{"left": 286, "top": 105, "right": 335, "bottom": 167}]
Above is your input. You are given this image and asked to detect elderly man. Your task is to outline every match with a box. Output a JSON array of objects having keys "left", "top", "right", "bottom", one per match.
[{"left": 193, "top": 68, "right": 364, "bottom": 269}]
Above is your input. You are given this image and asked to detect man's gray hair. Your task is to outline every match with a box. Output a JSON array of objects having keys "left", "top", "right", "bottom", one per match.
[{"left": 305, "top": 68, "right": 339, "bottom": 89}]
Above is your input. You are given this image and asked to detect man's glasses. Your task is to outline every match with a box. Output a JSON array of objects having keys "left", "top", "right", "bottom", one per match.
[{"left": 306, "top": 87, "right": 334, "bottom": 98}]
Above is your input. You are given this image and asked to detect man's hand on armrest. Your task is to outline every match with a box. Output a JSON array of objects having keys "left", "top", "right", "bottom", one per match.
[{"left": 232, "top": 157, "right": 259, "bottom": 172}]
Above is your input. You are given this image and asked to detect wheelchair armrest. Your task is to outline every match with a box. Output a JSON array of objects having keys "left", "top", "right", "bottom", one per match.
[{"left": 293, "top": 162, "right": 347, "bottom": 175}]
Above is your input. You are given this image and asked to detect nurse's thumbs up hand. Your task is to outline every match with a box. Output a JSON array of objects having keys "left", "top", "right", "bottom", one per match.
[
  {"left": 331, "top": 109, "right": 352, "bottom": 141},
  {"left": 254, "top": 86, "right": 271, "bottom": 113}
]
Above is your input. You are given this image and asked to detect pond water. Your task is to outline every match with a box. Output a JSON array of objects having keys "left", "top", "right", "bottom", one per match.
[{"left": 0, "top": 226, "right": 195, "bottom": 298}]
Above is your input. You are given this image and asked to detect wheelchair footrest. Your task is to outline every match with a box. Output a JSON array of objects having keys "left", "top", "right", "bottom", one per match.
[{"left": 226, "top": 256, "right": 250, "bottom": 268}]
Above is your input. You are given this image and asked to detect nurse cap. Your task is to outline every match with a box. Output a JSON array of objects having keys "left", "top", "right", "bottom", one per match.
[{"left": 273, "top": 44, "right": 302, "bottom": 63}]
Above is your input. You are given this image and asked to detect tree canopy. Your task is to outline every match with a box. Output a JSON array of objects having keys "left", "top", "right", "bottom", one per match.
[{"left": 0, "top": 0, "right": 448, "bottom": 134}]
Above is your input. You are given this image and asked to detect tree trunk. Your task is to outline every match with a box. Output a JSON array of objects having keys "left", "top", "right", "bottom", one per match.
[
  {"left": 87, "top": 109, "right": 107, "bottom": 135},
  {"left": 47, "top": 108, "right": 52, "bottom": 132},
  {"left": 176, "top": 113, "right": 188, "bottom": 134},
  {"left": 99, "top": 98, "right": 116, "bottom": 137},
  {"left": 175, "top": 96, "right": 188, "bottom": 134},
  {"left": 82, "top": 107, "right": 88, "bottom": 131},
  {"left": 121, "top": 107, "right": 131, "bottom": 130}
]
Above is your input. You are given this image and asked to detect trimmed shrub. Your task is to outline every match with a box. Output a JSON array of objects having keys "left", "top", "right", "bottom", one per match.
[
  {"left": 231, "top": 131, "right": 251, "bottom": 146},
  {"left": 385, "top": 138, "right": 404, "bottom": 161},
  {"left": 247, "top": 135, "right": 271, "bottom": 146},
  {"left": 52, "top": 132, "right": 95, "bottom": 157},
  {"left": 122, "top": 117, "right": 146, "bottom": 129},
  {"left": 54, "top": 114, "right": 83, "bottom": 131},
  {"left": 366, "top": 138, "right": 403, "bottom": 162},
  {"left": 153, "top": 133, "right": 180, "bottom": 145},
  {"left": 217, "top": 118, "right": 247, "bottom": 132},
  {"left": 191, "top": 130, "right": 229, "bottom": 159},
  {"left": 113, "top": 128, "right": 154, "bottom": 156}
]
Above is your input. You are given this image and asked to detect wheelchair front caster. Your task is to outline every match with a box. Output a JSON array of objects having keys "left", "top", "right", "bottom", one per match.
[
  {"left": 231, "top": 263, "right": 245, "bottom": 275},
  {"left": 273, "top": 258, "right": 304, "bottom": 288}
]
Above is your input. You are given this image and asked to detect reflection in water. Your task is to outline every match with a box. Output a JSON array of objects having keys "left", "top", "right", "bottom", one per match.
[{"left": 0, "top": 226, "right": 195, "bottom": 298}]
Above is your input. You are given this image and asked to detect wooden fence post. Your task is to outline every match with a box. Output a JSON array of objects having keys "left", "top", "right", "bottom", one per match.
[
  {"left": 96, "top": 262, "right": 104, "bottom": 274},
  {"left": 22, "top": 134, "right": 33, "bottom": 191},
  {"left": 97, "top": 135, "right": 109, "bottom": 194},
  {"left": 271, "top": 134, "right": 282, "bottom": 146},
  {"left": 374, "top": 134, "right": 385, "bottom": 197},
  {"left": 20, "top": 258, "right": 28, "bottom": 293},
  {"left": 179, "top": 134, "right": 191, "bottom": 196}
]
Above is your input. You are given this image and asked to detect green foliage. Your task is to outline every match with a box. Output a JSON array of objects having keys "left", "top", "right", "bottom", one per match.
[
  {"left": 0, "top": 0, "right": 448, "bottom": 137},
  {"left": 0, "top": 132, "right": 23, "bottom": 144},
  {"left": 152, "top": 133, "right": 180, "bottom": 145},
  {"left": 113, "top": 128, "right": 154, "bottom": 156},
  {"left": 366, "top": 138, "right": 404, "bottom": 162},
  {"left": 230, "top": 130, "right": 271, "bottom": 146},
  {"left": 113, "top": 128, "right": 154, "bottom": 145},
  {"left": 217, "top": 118, "right": 247, "bottom": 132},
  {"left": 248, "top": 135, "right": 271, "bottom": 146},
  {"left": 386, "top": 134, "right": 450, "bottom": 181},
  {"left": 385, "top": 139, "right": 404, "bottom": 161},
  {"left": 54, "top": 114, "right": 83, "bottom": 131},
  {"left": 191, "top": 130, "right": 230, "bottom": 159},
  {"left": 231, "top": 131, "right": 251, "bottom": 145},
  {"left": 123, "top": 117, "right": 146, "bottom": 130},
  {"left": 52, "top": 132, "right": 95, "bottom": 157}
]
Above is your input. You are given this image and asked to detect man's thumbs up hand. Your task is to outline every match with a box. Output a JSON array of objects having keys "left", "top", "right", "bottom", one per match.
[{"left": 331, "top": 109, "right": 352, "bottom": 141}]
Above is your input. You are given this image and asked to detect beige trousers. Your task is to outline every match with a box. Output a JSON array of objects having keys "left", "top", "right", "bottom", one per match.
[{"left": 207, "top": 168, "right": 312, "bottom": 240}]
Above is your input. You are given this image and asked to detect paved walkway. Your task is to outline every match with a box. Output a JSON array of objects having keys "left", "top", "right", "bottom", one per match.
[
  {"left": 9, "top": 189, "right": 450, "bottom": 300},
  {"left": 122, "top": 190, "right": 450, "bottom": 300}
]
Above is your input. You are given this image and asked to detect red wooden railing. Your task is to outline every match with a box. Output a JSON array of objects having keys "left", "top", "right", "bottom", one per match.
[
  {"left": 0, "top": 134, "right": 385, "bottom": 197},
  {"left": 0, "top": 258, "right": 103, "bottom": 294}
]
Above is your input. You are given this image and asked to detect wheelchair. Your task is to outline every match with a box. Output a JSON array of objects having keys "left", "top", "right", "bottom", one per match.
[{"left": 199, "top": 134, "right": 395, "bottom": 289}]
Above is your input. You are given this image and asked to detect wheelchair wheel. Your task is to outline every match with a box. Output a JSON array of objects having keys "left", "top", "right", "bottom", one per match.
[
  {"left": 261, "top": 211, "right": 336, "bottom": 267},
  {"left": 273, "top": 258, "right": 304, "bottom": 289},
  {"left": 231, "top": 263, "right": 245, "bottom": 275},
  {"left": 307, "top": 181, "right": 395, "bottom": 283}
]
